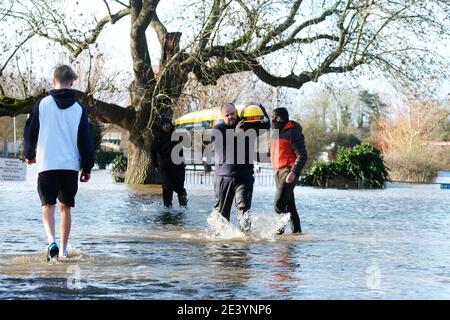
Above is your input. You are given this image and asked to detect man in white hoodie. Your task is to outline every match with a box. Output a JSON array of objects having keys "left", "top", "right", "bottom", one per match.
[{"left": 24, "top": 65, "right": 94, "bottom": 261}]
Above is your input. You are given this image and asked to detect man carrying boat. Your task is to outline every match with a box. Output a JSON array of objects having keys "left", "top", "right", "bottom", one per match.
[{"left": 211, "top": 102, "right": 270, "bottom": 234}]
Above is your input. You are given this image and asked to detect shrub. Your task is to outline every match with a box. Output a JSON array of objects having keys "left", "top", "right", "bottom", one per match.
[
  {"left": 327, "top": 131, "right": 362, "bottom": 160},
  {"left": 300, "top": 143, "right": 389, "bottom": 188},
  {"left": 384, "top": 148, "right": 442, "bottom": 183},
  {"left": 95, "top": 151, "right": 122, "bottom": 169},
  {"left": 370, "top": 99, "right": 449, "bottom": 182},
  {"left": 300, "top": 160, "right": 344, "bottom": 187},
  {"left": 111, "top": 154, "right": 127, "bottom": 172},
  {"left": 336, "top": 143, "right": 389, "bottom": 188},
  {"left": 111, "top": 154, "right": 127, "bottom": 183}
]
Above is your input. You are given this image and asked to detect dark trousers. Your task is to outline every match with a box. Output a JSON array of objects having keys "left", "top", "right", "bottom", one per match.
[
  {"left": 161, "top": 166, "right": 187, "bottom": 207},
  {"left": 214, "top": 175, "right": 254, "bottom": 232},
  {"left": 274, "top": 168, "right": 301, "bottom": 233}
]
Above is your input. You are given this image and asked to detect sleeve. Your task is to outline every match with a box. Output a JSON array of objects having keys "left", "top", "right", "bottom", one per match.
[
  {"left": 23, "top": 100, "right": 41, "bottom": 160},
  {"left": 290, "top": 125, "right": 308, "bottom": 176},
  {"left": 150, "top": 136, "right": 159, "bottom": 168},
  {"left": 77, "top": 105, "right": 95, "bottom": 173},
  {"left": 210, "top": 124, "right": 223, "bottom": 143}
]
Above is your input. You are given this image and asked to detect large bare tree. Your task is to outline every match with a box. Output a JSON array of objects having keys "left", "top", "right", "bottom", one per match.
[{"left": 0, "top": 0, "right": 449, "bottom": 183}]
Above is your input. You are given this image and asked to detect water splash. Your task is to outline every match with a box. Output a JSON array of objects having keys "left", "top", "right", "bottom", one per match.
[
  {"left": 63, "top": 245, "right": 84, "bottom": 260},
  {"left": 250, "top": 212, "right": 291, "bottom": 241},
  {"left": 205, "top": 211, "right": 246, "bottom": 240},
  {"left": 204, "top": 210, "right": 292, "bottom": 241}
]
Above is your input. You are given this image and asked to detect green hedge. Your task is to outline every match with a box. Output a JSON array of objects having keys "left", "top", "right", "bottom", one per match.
[
  {"left": 300, "top": 143, "right": 390, "bottom": 188},
  {"left": 95, "top": 151, "right": 123, "bottom": 169},
  {"left": 111, "top": 154, "right": 128, "bottom": 183}
]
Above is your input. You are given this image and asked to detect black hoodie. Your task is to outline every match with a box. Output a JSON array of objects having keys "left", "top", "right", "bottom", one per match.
[
  {"left": 49, "top": 88, "right": 76, "bottom": 109},
  {"left": 150, "top": 125, "right": 186, "bottom": 171}
]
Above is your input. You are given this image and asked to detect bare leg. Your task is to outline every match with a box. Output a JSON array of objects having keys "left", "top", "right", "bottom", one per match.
[
  {"left": 42, "top": 204, "right": 56, "bottom": 244},
  {"left": 59, "top": 203, "right": 72, "bottom": 255}
]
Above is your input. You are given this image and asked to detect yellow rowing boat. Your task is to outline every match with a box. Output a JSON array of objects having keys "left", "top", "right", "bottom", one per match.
[{"left": 175, "top": 104, "right": 265, "bottom": 130}]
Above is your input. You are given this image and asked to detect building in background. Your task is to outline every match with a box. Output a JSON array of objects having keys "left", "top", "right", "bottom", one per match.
[{"left": 100, "top": 124, "right": 129, "bottom": 156}]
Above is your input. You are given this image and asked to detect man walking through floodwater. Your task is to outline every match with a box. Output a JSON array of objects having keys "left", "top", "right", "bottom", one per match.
[
  {"left": 151, "top": 116, "right": 188, "bottom": 208},
  {"left": 24, "top": 64, "right": 94, "bottom": 260},
  {"left": 211, "top": 102, "right": 270, "bottom": 234},
  {"left": 270, "top": 107, "right": 307, "bottom": 234}
]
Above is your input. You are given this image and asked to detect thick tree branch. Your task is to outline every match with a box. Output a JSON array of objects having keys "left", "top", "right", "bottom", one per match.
[
  {"left": 250, "top": 58, "right": 365, "bottom": 88},
  {"left": 210, "top": 5, "right": 339, "bottom": 61},
  {"left": 194, "top": 46, "right": 365, "bottom": 89},
  {"left": 130, "top": 0, "right": 159, "bottom": 85},
  {"left": 0, "top": 91, "right": 134, "bottom": 131},
  {"left": 150, "top": 11, "right": 168, "bottom": 47},
  {"left": 74, "top": 90, "right": 135, "bottom": 130},
  {"left": 0, "top": 91, "right": 47, "bottom": 116}
]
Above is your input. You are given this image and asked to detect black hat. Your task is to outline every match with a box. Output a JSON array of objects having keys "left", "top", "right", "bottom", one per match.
[{"left": 160, "top": 116, "right": 172, "bottom": 125}]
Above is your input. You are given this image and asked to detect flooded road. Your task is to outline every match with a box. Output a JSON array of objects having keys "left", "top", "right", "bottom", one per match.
[{"left": 1, "top": 167, "right": 449, "bottom": 299}]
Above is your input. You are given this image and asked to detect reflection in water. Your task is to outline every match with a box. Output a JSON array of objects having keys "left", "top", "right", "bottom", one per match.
[
  {"left": 202, "top": 243, "right": 252, "bottom": 297},
  {"left": 154, "top": 210, "right": 186, "bottom": 226},
  {"left": 264, "top": 244, "right": 301, "bottom": 297}
]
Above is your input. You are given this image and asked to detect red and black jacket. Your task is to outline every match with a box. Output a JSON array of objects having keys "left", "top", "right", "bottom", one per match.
[{"left": 270, "top": 120, "right": 307, "bottom": 176}]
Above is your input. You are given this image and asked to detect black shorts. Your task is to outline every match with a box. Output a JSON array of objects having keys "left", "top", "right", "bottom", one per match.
[{"left": 37, "top": 170, "right": 79, "bottom": 207}]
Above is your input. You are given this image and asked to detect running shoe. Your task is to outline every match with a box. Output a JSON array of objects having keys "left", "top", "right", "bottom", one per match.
[{"left": 47, "top": 242, "right": 59, "bottom": 261}]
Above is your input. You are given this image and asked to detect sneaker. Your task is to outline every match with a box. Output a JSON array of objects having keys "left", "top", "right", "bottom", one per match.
[{"left": 47, "top": 242, "right": 59, "bottom": 261}]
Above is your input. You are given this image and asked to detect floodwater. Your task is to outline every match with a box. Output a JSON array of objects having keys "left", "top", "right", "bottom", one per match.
[{"left": 0, "top": 166, "right": 449, "bottom": 300}]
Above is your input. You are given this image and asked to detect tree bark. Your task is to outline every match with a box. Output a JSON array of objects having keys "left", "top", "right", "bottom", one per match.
[{"left": 125, "top": 139, "right": 160, "bottom": 184}]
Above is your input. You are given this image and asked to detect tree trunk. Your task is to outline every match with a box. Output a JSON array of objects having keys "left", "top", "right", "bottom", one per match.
[
  {"left": 124, "top": 31, "right": 187, "bottom": 185},
  {"left": 125, "top": 139, "right": 160, "bottom": 184}
]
